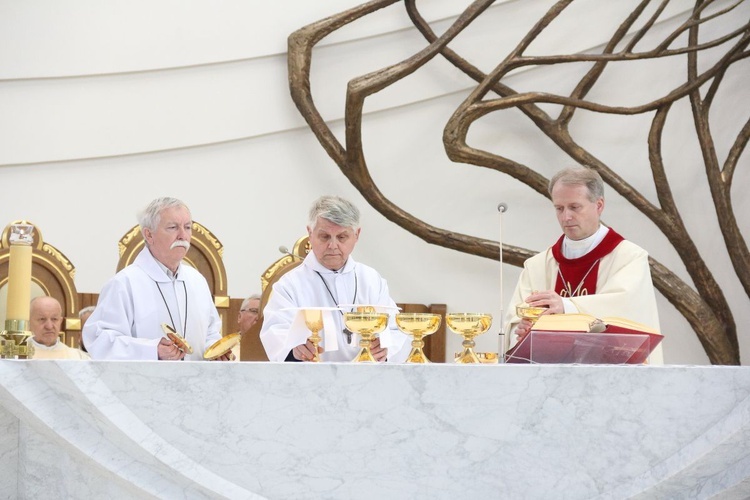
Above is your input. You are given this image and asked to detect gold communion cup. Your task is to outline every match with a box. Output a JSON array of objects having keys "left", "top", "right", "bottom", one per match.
[
  {"left": 344, "top": 311, "right": 389, "bottom": 363},
  {"left": 446, "top": 313, "right": 493, "bottom": 364},
  {"left": 516, "top": 303, "right": 547, "bottom": 324},
  {"left": 395, "top": 313, "right": 441, "bottom": 364},
  {"left": 303, "top": 309, "right": 325, "bottom": 363}
]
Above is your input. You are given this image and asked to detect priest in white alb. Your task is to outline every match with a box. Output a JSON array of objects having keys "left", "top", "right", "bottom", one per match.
[
  {"left": 504, "top": 166, "right": 663, "bottom": 363},
  {"left": 260, "top": 195, "right": 409, "bottom": 363},
  {"left": 83, "top": 197, "right": 226, "bottom": 361}
]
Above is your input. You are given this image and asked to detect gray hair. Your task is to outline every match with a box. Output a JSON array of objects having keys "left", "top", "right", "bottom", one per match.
[
  {"left": 240, "top": 294, "right": 261, "bottom": 310},
  {"left": 548, "top": 167, "right": 604, "bottom": 202},
  {"left": 78, "top": 306, "right": 96, "bottom": 318},
  {"left": 307, "top": 195, "right": 360, "bottom": 230},
  {"left": 138, "top": 197, "right": 190, "bottom": 234}
]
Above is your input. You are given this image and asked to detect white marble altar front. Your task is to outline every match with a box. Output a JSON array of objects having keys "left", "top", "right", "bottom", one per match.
[{"left": 1, "top": 361, "right": 749, "bottom": 499}]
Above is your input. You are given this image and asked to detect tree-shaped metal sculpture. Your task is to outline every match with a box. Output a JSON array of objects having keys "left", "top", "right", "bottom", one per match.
[{"left": 288, "top": 0, "right": 750, "bottom": 364}]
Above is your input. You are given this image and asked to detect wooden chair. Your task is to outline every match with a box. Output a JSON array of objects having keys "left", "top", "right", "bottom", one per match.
[
  {"left": 0, "top": 221, "right": 81, "bottom": 347},
  {"left": 240, "top": 235, "right": 310, "bottom": 361}
]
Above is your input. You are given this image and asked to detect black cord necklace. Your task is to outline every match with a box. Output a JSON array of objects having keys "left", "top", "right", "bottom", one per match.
[
  {"left": 154, "top": 279, "right": 188, "bottom": 337},
  {"left": 314, "top": 269, "right": 357, "bottom": 344}
]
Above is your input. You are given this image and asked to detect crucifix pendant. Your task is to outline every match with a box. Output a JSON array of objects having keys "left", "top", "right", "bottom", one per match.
[{"left": 343, "top": 328, "right": 353, "bottom": 344}]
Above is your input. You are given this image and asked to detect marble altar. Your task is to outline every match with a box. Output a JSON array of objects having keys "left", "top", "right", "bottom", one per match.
[{"left": 1, "top": 361, "right": 749, "bottom": 499}]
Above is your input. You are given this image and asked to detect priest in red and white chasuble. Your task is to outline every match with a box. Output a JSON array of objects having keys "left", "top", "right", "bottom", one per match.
[{"left": 504, "top": 167, "right": 662, "bottom": 363}]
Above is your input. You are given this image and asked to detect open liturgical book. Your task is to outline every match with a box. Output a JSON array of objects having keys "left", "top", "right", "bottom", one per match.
[{"left": 505, "top": 314, "right": 664, "bottom": 364}]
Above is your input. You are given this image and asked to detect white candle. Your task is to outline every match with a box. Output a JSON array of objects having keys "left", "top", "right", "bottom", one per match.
[{"left": 6, "top": 243, "right": 32, "bottom": 322}]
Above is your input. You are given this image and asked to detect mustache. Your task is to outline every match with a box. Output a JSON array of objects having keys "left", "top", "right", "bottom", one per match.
[{"left": 170, "top": 240, "right": 191, "bottom": 250}]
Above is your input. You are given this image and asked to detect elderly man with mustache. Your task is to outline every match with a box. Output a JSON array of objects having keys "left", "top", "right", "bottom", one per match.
[{"left": 83, "top": 197, "right": 225, "bottom": 361}]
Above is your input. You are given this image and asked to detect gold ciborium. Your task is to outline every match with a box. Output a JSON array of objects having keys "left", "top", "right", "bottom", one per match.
[
  {"left": 516, "top": 303, "right": 547, "bottom": 324},
  {"left": 395, "top": 313, "right": 441, "bottom": 363},
  {"left": 303, "top": 309, "right": 325, "bottom": 362},
  {"left": 344, "top": 311, "right": 389, "bottom": 363},
  {"left": 446, "top": 313, "right": 493, "bottom": 364}
]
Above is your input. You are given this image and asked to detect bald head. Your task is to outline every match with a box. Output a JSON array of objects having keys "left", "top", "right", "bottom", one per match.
[{"left": 30, "top": 296, "right": 63, "bottom": 347}]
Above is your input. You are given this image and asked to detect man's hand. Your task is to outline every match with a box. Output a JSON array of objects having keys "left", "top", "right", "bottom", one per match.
[
  {"left": 525, "top": 290, "right": 564, "bottom": 314},
  {"left": 370, "top": 338, "right": 388, "bottom": 362},
  {"left": 211, "top": 351, "right": 235, "bottom": 362},
  {"left": 514, "top": 318, "right": 533, "bottom": 342},
  {"left": 158, "top": 337, "right": 186, "bottom": 360},
  {"left": 293, "top": 340, "right": 324, "bottom": 361}
]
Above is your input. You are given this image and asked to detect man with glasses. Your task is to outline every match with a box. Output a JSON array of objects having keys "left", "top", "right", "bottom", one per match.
[{"left": 231, "top": 294, "right": 261, "bottom": 360}]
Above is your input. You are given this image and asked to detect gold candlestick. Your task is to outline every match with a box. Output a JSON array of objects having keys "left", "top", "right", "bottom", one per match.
[{"left": 1, "top": 224, "right": 36, "bottom": 359}]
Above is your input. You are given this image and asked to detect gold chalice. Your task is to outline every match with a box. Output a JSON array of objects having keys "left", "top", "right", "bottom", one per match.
[
  {"left": 344, "top": 311, "right": 389, "bottom": 363},
  {"left": 395, "top": 313, "right": 441, "bottom": 364},
  {"left": 516, "top": 303, "right": 547, "bottom": 324},
  {"left": 446, "top": 313, "right": 492, "bottom": 364},
  {"left": 302, "top": 309, "right": 325, "bottom": 362}
]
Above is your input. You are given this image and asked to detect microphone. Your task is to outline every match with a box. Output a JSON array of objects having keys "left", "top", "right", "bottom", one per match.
[
  {"left": 497, "top": 202, "right": 509, "bottom": 361},
  {"left": 279, "top": 246, "right": 304, "bottom": 260}
]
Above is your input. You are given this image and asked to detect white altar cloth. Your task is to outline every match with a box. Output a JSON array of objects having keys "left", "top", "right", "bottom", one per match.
[{"left": 1, "top": 361, "right": 749, "bottom": 499}]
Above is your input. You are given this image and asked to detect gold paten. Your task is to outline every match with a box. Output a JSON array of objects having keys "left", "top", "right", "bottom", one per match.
[
  {"left": 161, "top": 323, "right": 193, "bottom": 355},
  {"left": 395, "top": 313, "right": 441, "bottom": 364},
  {"left": 476, "top": 352, "right": 499, "bottom": 364},
  {"left": 204, "top": 333, "right": 240, "bottom": 360},
  {"left": 344, "top": 312, "right": 389, "bottom": 363},
  {"left": 446, "top": 313, "right": 492, "bottom": 364},
  {"left": 453, "top": 352, "right": 498, "bottom": 363}
]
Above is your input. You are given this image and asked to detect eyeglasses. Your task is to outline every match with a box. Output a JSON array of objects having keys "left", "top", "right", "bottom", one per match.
[{"left": 241, "top": 308, "right": 260, "bottom": 314}]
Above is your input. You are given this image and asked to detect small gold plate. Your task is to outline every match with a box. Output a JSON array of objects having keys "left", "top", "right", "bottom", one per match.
[
  {"left": 454, "top": 352, "right": 499, "bottom": 364},
  {"left": 161, "top": 323, "right": 194, "bottom": 355},
  {"left": 477, "top": 352, "right": 499, "bottom": 364},
  {"left": 204, "top": 333, "right": 241, "bottom": 360}
]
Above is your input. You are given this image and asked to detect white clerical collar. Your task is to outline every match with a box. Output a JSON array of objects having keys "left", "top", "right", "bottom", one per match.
[
  {"left": 304, "top": 252, "right": 357, "bottom": 275},
  {"left": 562, "top": 224, "right": 609, "bottom": 259},
  {"left": 29, "top": 337, "right": 61, "bottom": 350}
]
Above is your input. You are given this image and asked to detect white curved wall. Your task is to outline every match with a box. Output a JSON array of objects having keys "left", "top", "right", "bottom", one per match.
[{"left": 0, "top": 0, "right": 748, "bottom": 364}]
